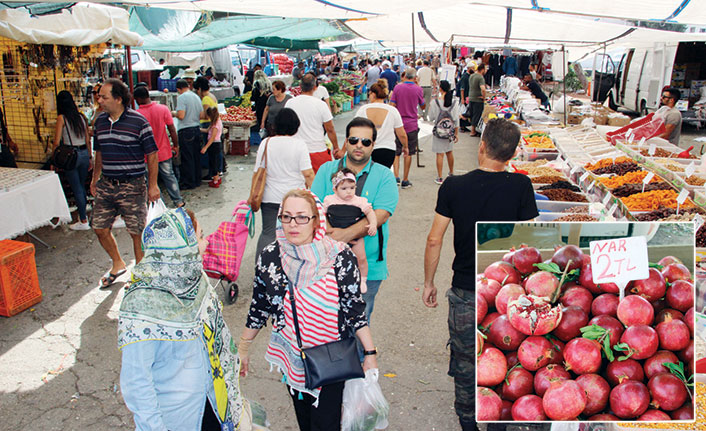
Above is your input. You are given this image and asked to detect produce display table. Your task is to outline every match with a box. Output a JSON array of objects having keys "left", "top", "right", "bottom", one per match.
[{"left": 0, "top": 168, "right": 71, "bottom": 240}]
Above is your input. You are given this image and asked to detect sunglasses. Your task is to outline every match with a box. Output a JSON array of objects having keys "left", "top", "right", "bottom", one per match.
[
  {"left": 278, "top": 214, "right": 315, "bottom": 225},
  {"left": 348, "top": 137, "right": 373, "bottom": 147}
]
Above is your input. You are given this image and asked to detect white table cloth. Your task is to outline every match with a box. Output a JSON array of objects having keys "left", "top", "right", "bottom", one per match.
[{"left": 0, "top": 168, "right": 71, "bottom": 239}]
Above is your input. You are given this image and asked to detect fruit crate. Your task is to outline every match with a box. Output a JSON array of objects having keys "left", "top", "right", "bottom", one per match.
[
  {"left": 0, "top": 240, "right": 42, "bottom": 317},
  {"left": 229, "top": 139, "right": 250, "bottom": 156}
]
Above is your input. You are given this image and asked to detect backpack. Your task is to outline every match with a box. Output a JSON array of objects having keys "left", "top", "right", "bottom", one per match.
[{"left": 432, "top": 99, "right": 456, "bottom": 141}]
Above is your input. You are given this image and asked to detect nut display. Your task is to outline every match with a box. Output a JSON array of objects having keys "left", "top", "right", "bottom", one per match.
[
  {"left": 562, "top": 206, "right": 589, "bottom": 214},
  {"left": 526, "top": 166, "right": 563, "bottom": 177},
  {"left": 531, "top": 175, "right": 565, "bottom": 184},
  {"left": 477, "top": 244, "right": 695, "bottom": 422},
  {"left": 553, "top": 214, "right": 598, "bottom": 221},
  {"left": 539, "top": 189, "right": 588, "bottom": 202},
  {"left": 633, "top": 207, "right": 705, "bottom": 221},
  {"left": 639, "top": 148, "right": 697, "bottom": 159},
  {"left": 685, "top": 175, "right": 706, "bottom": 186}
]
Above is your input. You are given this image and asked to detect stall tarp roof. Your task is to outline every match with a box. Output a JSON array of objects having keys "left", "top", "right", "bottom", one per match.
[
  {"left": 0, "top": 2, "right": 142, "bottom": 46},
  {"left": 129, "top": 8, "right": 349, "bottom": 52}
]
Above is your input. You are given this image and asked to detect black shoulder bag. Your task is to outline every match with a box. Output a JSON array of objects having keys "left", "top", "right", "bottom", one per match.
[
  {"left": 286, "top": 280, "right": 363, "bottom": 389},
  {"left": 52, "top": 118, "right": 78, "bottom": 171}
]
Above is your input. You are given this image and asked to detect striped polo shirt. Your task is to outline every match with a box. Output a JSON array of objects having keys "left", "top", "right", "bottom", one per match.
[{"left": 93, "top": 109, "right": 158, "bottom": 179}]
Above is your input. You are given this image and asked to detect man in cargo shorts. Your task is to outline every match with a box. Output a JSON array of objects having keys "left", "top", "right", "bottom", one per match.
[
  {"left": 90, "top": 78, "right": 160, "bottom": 288},
  {"left": 422, "top": 118, "right": 538, "bottom": 431}
]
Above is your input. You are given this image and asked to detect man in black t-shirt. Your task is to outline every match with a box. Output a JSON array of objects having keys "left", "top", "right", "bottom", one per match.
[
  {"left": 422, "top": 118, "right": 538, "bottom": 431},
  {"left": 522, "top": 73, "right": 549, "bottom": 108}
]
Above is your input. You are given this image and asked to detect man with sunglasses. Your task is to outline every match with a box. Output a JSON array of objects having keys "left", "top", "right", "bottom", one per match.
[
  {"left": 657, "top": 87, "right": 682, "bottom": 146},
  {"left": 311, "top": 117, "right": 399, "bottom": 322}
]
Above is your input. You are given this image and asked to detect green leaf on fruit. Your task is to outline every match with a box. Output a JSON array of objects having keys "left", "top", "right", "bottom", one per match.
[
  {"left": 544, "top": 334, "right": 562, "bottom": 351},
  {"left": 504, "top": 362, "right": 524, "bottom": 385},
  {"left": 649, "top": 263, "right": 664, "bottom": 270},
  {"left": 613, "top": 342, "right": 634, "bottom": 361},
  {"left": 664, "top": 361, "right": 694, "bottom": 388},
  {"left": 534, "top": 262, "right": 562, "bottom": 274},
  {"left": 581, "top": 324, "right": 615, "bottom": 361}
]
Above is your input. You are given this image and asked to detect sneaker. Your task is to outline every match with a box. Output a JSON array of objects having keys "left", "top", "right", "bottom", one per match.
[
  {"left": 70, "top": 221, "right": 91, "bottom": 231},
  {"left": 434, "top": 177, "right": 444, "bottom": 185},
  {"left": 113, "top": 216, "right": 126, "bottom": 229},
  {"left": 396, "top": 177, "right": 401, "bottom": 186},
  {"left": 401, "top": 180, "right": 413, "bottom": 189}
]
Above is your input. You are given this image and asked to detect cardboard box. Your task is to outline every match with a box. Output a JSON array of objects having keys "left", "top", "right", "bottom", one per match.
[
  {"left": 608, "top": 114, "right": 630, "bottom": 127},
  {"left": 593, "top": 113, "right": 608, "bottom": 125},
  {"left": 567, "top": 113, "right": 583, "bottom": 125}
]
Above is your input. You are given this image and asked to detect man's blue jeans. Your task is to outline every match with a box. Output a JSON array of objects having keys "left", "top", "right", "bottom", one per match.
[
  {"left": 357, "top": 279, "right": 382, "bottom": 361},
  {"left": 158, "top": 159, "right": 183, "bottom": 206}
]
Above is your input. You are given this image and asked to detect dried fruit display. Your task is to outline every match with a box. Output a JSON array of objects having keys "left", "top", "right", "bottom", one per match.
[
  {"left": 598, "top": 171, "right": 663, "bottom": 189},
  {"left": 585, "top": 156, "right": 634, "bottom": 171},
  {"left": 592, "top": 162, "right": 642, "bottom": 176},
  {"left": 538, "top": 189, "right": 588, "bottom": 202},
  {"left": 477, "top": 244, "right": 694, "bottom": 422},
  {"left": 685, "top": 175, "right": 706, "bottom": 186},
  {"left": 530, "top": 175, "right": 565, "bottom": 184},
  {"left": 620, "top": 190, "right": 696, "bottom": 211},
  {"left": 611, "top": 182, "right": 673, "bottom": 198}
]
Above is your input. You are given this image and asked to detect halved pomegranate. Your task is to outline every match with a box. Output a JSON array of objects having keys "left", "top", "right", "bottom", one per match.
[{"left": 507, "top": 294, "right": 563, "bottom": 336}]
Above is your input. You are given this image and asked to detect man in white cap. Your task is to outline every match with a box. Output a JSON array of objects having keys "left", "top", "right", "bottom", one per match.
[{"left": 182, "top": 69, "right": 197, "bottom": 90}]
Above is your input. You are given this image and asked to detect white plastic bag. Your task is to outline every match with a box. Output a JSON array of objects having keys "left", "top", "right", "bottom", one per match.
[
  {"left": 341, "top": 369, "right": 389, "bottom": 431},
  {"left": 146, "top": 199, "right": 168, "bottom": 224}
]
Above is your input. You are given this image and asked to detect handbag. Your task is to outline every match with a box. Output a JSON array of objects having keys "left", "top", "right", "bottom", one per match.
[
  {"left": 52, "top": 118, "right": 78, "bottom": 171},
  {"left": 247, "top": 137, "right": 270, "bottom": 212},
  {"left": 286, "top": 281, "right": 364, "bottom": 390}
]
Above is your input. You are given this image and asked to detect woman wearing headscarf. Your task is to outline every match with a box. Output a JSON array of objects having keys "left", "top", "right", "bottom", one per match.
[
  {"left": 251, "top": 70, "right": 273, "bottom": 141},
  {"left": 118, "top": 208, "right": 258, "bottom": 431},
  {"left": 239, "top": 189, "right": 377, "bottom": 431}
]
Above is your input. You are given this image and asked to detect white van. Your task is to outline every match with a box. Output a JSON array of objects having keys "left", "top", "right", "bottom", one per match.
[{"left": 594, "top": 41, "right": 706, "bottom": 125}]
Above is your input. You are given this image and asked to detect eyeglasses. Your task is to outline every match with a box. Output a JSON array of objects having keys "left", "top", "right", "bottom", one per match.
[
  {"left": 278, "top": 214, "right": 315, "bottom": 225},
  {"left": 92, "top": 91, "right": 99, "bottom": 94},
  {"left": 348, "top": 137, "right": 373, "bottom": 147},
  {"left": 661, "top": 95, "right": 672, "bottom": 100}
]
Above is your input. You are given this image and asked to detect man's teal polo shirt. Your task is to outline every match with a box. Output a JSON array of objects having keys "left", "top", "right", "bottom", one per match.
[{"left": 311, "top": 156, "right": 399, "bottom": 281}]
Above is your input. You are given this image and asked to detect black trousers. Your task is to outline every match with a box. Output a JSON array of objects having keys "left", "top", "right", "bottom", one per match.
[
  {"left": 289, "top": 381, "right": 345, "bottom": 431},
  {"left": 371, "top": 148, "right": 395, "bottom": 168},
  {"left": 0, "top": 145, "right": 17, "bottom": 168},
  {"left": 178, "top": 126, "right": 201, "bottom": 188}
]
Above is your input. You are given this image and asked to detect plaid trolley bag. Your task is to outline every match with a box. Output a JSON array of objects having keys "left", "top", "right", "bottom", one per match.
[{"left": 202, "top": 200, "right": 254, "bottom": 304}]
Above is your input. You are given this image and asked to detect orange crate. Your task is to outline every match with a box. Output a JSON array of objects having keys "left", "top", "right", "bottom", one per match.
[{"left": 0, "top": 240, "right": 42, "bottom": 317}]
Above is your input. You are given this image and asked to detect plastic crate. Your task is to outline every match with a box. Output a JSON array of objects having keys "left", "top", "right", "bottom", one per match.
[
  {"left": 354, "top": 95, "right": 360, "bottom": 105},
  {"left": 0, "top": 240, "right": 42, "bottom": 317},
  {"left": 229, "top": 139, "right": 250, "bottom": 156},
  {"left": 157, "top": 78, "right": 177, "bottom": 92}
]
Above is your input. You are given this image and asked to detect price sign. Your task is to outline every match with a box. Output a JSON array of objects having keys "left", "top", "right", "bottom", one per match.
[
  {"left": 590, "top": 236, "right": 649, "bottom": 300},
  {"left": 686, "top": 162, "right": 696, "bottom": 178},
  {"left": 609, "top": 202, "right": 618, "bottom": 216},
  {"left": 648, "top": 143, "right": 657, "bottom": 156},
  {"left": 677, "top": 188, "right": 690, "bottom": 205},
  {"left": 694, "top": 214, "right": 705, "bottom": 231},
  {"left": 570, "top": 165, "right": 580, "bottom": 175},
  {"left": 638, "top": 137, "right": 646, "bottom": 147},
  {"left": 642, "top": 172, "right": 654, "bottom": 193},
  {"left": 627, "top": 134, "right": 635, "bottom": 144},
  {"left": 580, "top": 171, "right": 590, "bottom": 183},
  {"left": 626, "top": 129, "right": 634, "bottom": 140},
  {"left": 603, "top": 193, "right": 612, "bottom": 206}
]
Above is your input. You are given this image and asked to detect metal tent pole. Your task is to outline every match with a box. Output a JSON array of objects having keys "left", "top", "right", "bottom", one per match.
[
  {"left": 562, "top": 45, "right": 567, "bottom": 126},
  {"left": 411, "top": 13, "right": 416, "bottom": 63}
]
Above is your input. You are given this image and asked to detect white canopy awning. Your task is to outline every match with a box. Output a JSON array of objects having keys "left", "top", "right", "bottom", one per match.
[{"left": 0, "top": 2, "right": 142, "bottom": 46}]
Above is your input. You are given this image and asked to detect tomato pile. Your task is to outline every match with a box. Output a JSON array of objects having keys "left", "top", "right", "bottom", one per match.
[
  {"left": 477, "top": 245, "right": 695, "bottom": 422},
  {"left": 272, "top": 54, "right": 293, "bottom": 74},
  {"left": 222, "top": 106, "right": 255, "bottom": 123}
]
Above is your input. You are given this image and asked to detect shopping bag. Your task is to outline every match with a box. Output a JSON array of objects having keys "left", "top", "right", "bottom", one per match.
[
  {"left": 146, "top": 199, "right": 168, "bottom": 223},
  {"left": 341, "top": 369, "right": 390, "bottom": 431},
  {"left": 247, "top": 138, "right": 270, "bottom": 212}
]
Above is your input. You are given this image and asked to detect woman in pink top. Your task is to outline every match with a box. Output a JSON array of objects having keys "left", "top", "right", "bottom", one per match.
[
  {"left": 323, "top": 169, "right": 377, "bottom": 293},
  {"left": 200, "top": 107, "right": 223, "bottom": 188}
]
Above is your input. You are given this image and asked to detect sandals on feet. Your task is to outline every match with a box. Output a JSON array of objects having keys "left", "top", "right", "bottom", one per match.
[{"left": 100, "top": 269, "right": 127, "bottom": 289}]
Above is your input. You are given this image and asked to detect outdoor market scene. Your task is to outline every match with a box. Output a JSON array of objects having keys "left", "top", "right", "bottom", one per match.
[{"left": 2, "top": 1, "right": 706, "bottom": 431}]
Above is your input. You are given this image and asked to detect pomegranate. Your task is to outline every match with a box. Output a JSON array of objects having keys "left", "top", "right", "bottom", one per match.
[
  {"left": 477, "top": 275, "right": 502, "bottom": 306},
  {"left": 666, "top": 280, "right": 694, "bottom": 312},
  {"left": 512, "top": 245, "right": 543, "bottom": 274},
  {"left": 609, "top": 380, "right": 650, "bottom": 419},
  {"left": 505, "top": 351, "right": 519, "bottom": 368},
  {"left": 477, "top": 295, "right": 488, "bottom": 325},
  {"left": 564, "top": 338, "right": 602, "bottom": 375},
  {"left": 656, "top": 318, "right": 690, "bottom": 351},
  {"left": 560, "top": 287, "right": 593, "bottom": 315},
  {"left": 534, "top": 364, "right": 570, "bottom": 397},
  {"left": 685, "top": 307, "right": 694, "bottom": 334},
  {"left": 477, "top": 387, "right": 502, "bottom": 420},
  {"left": 552, "top": 306, "right": 588, "bottom": 342},
  {"left": 488, "top": 315, "right": 527, "bottom": 351},
  {"left": 678, "top": 339, "right": 694, "bottom": 366},
  {"left": 495, "top": 283, "right": 525, "bottom": 315},
  {"left": 477, "top": 346, "right": 507, "bottom": 386},
  {"left": 576, "top": 374, "right": 611, "bottom": 416},
  {"left": 652, "top": 298, "right": 668, "bottom": 315},
  {"left": 630, "top": 268, "right": 666, "bottom": 302},
  {"left": 551, "top": 245, "right": 584, "bottom": 272},
  {"left": 579, "top": 256, "right": 601, "bottom": 294},
  {"left": 481, "top": 312, "right": 500, "bottom": 329},
  {"left": 517, "top": 336, "right": 556, "bottom": 371},
  {"left": 501, "top": 366, "right": 534, "bottom": 401},
  {"left": 616, "top": 295, "right": 654, "bottom": 327},
  {"left": 661, "top": 263, "right": 692, "bottom": 283},
  {"left": 658, "top": 256, "right": 683, "bottom": 267},
  {"left": 524, "top": 271, "right": 560, "bottom": 298},
  {"left": 547, "top": 338, "right": 565, "bottom": 365},
  {"left": 500, "top": 399, "right": 513, "bottom": 420},
  {"left": 542, "top": 379, "right": 587, "bottom": 420},
  {"left": 643, "top": 350, "right": 680, "bottom": 379},
  {"left": 670, "top": 403, "right": 694, "bottom": 420},
  {"left": 588, "top": 413, "right": 619, "bottom": 420},
  {"left": 638, "top": 410, "right": 671, "bottom": 421},
  {"left": 587, "top": 315, "right": 624, "bottom": 348},
  {"left": 648, "top": 373, "right": 688, "bottom": 411},
  {"left": 655, "top": 308, "right": 684, "bottom": 324},
  {"left": 620, "top": 325, "right": 659, "bottom": 360},
  {"left": 507, "top": 294, "right": 562, "bottom": 336},
  {"left": 605, "top": 359, "right": 644, "bottom": 386},
  {"left": 511, "top": 394, "right": 547, "bottom": 421},
  {"left": 484, "top": 261, "right": 521, "bottom": 285},
  {"left": 502, "top": 250, "right": 515, "bottom": 263},
  {"left": 600, "top": 281, "right": 632, "bottom": 294},
  {"left": 477, "top": 330, "right": 484, "bottom": 355},
  {"left": 591, "top": 293, "right": 619, "bottom": 317}
]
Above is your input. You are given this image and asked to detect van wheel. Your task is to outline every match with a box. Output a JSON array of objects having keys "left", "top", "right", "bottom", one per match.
[
  {"left": 608, "top": 93, "right": 618, "bottom": 111},
  {"left": 639, "top": 101, "right": 648, "bottom": 117}
]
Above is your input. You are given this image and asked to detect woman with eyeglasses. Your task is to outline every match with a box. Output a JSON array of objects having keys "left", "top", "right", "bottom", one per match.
[
  {"left": 354, "top": 79, "right": 407, "bottom": 168},
  {"left": 248, "top": 108, "right": 315, "bottom": 258},
  {"left": 239, "top": 189, "right": 377, "bottom": 431}
]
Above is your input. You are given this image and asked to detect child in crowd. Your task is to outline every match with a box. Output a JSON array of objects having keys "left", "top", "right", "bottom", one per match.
[
  {"left": 200, "top": 107, "right": 223, "bottom": 188},
  {"left": 323, "top": 168, "right": 377, "bottom": 293}
]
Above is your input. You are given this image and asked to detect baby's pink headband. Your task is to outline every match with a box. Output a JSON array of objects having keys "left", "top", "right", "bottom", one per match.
[{"left": 333, "top": 171, "right": 356, "bottom": 188}]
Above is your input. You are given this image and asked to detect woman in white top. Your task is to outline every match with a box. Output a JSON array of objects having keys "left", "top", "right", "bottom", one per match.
[
  {"left": 354, "top": 79, "right": 408, "bottom": 168},
  {"left": 249, "top": 107, "right": 315, "bottom": 257}
]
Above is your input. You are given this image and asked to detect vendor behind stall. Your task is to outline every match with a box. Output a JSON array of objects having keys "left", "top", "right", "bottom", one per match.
[
  {"left": 521, "top": 74, "right": 549, "bottom": 109},
  {"left": 0, "top": 107, "right": 18, "bottom": 168},
  {"left": 657, "top": 87, "right": 682, "bottom": 146}
]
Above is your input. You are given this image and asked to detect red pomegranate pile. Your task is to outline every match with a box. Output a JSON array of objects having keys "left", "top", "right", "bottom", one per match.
[{"left": 477, "top": 245, "right": 695, "bottom": 422}]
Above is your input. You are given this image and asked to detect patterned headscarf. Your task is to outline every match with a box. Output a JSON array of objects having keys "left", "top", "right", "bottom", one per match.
[
  {"left": 254, "top": 70, "right": 272, "bottom": 94},
  {"left": 276, "top": 190, "right": 346, "bottom": 289}
]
